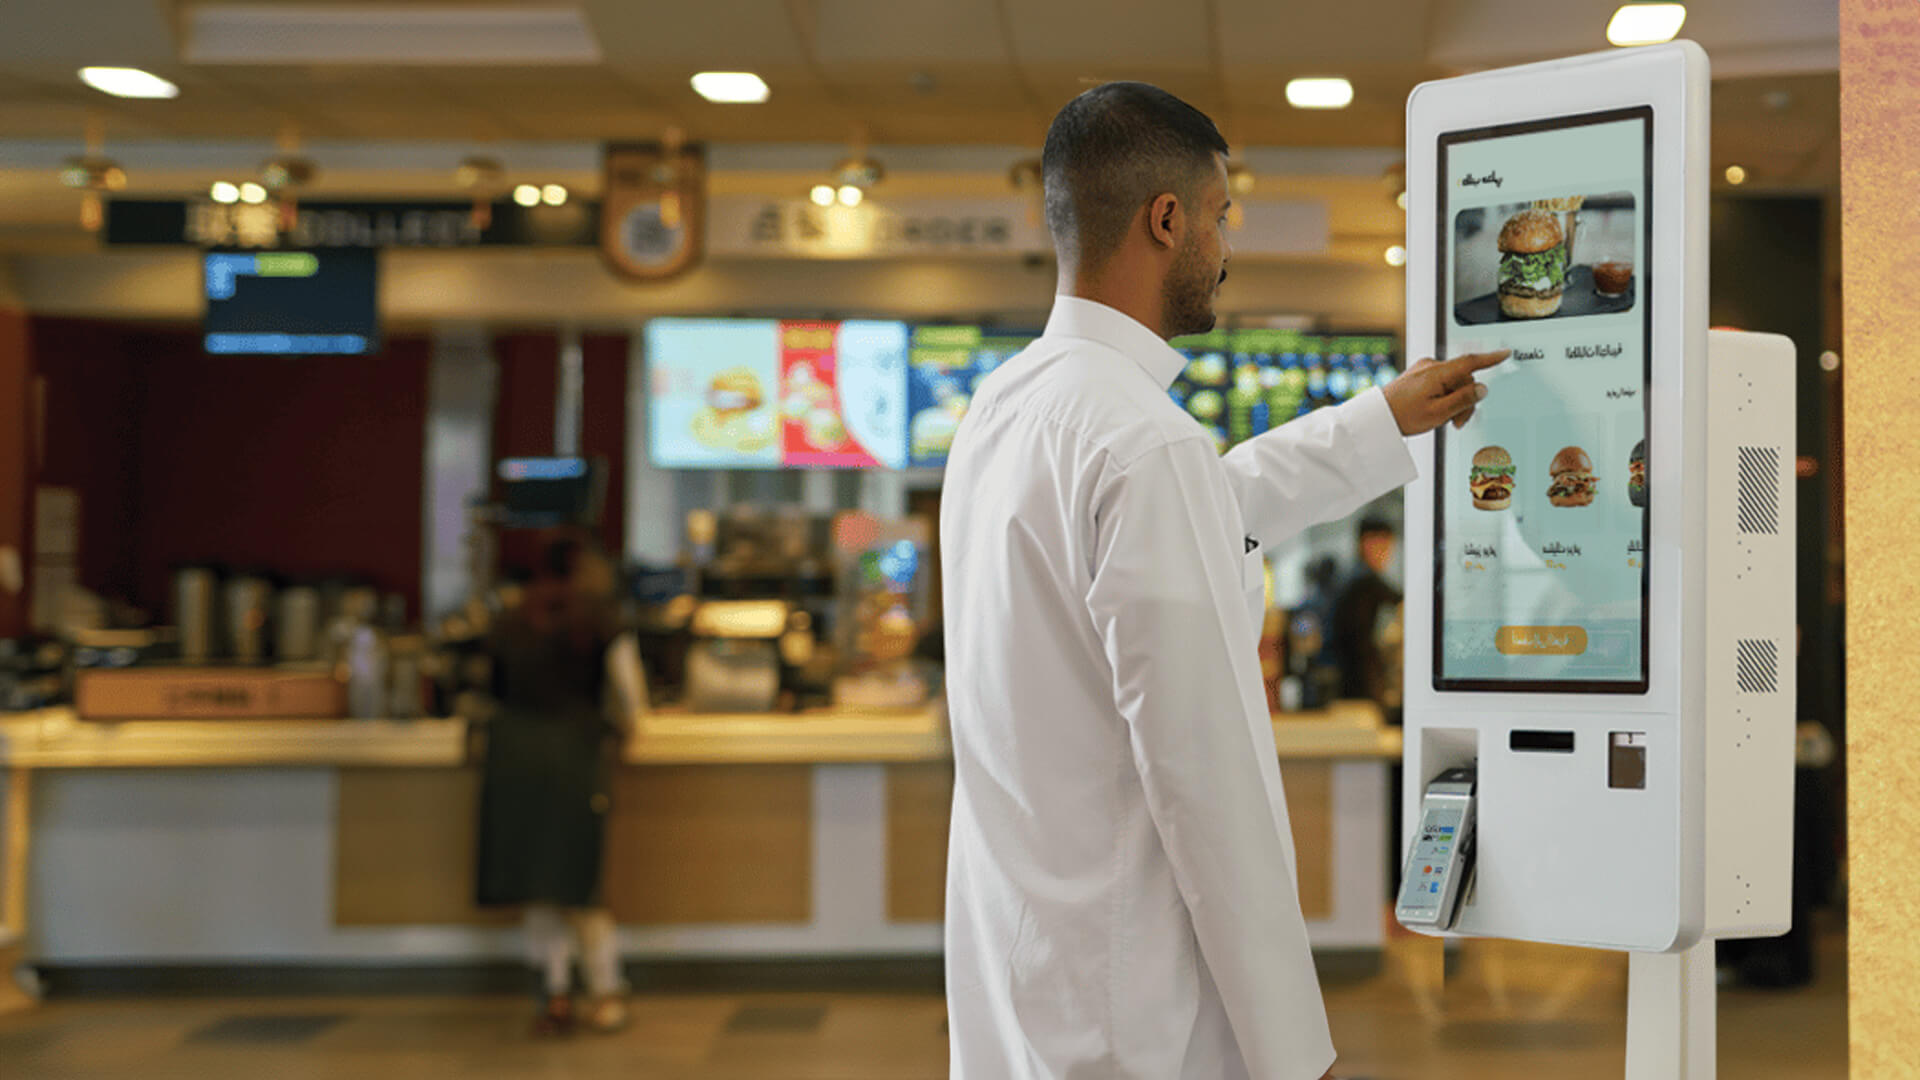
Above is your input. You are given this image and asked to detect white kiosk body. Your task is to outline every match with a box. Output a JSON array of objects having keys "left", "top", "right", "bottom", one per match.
[{"left": 1399, "top": 40, "right": 1795, "bottom": 960}]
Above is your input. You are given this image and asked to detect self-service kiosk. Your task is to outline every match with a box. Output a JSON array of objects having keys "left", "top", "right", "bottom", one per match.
[{"left": 1399, "top": 42, "right": 1795, "bottom": 1079}]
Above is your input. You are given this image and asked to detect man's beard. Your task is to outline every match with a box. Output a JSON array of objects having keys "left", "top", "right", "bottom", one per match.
[{"left": 1163, "top": 242, "right": 1225, "bottom": 338}]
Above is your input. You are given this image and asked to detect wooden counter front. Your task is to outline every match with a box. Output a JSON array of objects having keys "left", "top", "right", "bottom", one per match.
[{"left": 3, "top": 702, "right": 1393, "bottom": 933}]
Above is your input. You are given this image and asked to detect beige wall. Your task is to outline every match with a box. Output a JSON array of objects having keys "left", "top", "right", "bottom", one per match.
[
  {"left": 1840, "top": 0, "right": 1920, "bottom": 1072},
  {"left": 8, "top": 249, "right": 1406, "bottom": 331}
]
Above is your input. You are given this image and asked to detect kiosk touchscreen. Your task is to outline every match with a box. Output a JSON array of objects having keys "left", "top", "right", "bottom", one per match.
[{"left": 1400, "top": 42, "right": 1794, "bottom": 958}]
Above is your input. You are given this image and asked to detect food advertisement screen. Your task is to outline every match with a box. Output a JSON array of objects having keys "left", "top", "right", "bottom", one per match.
[
  {"left": 1168, "top": 330, "right": 1398, "bottom": 454},
  {"left": 906, "top": 326, "right": 1032, "bottom": 468},
  {"left": 647, "top": 319, "right": 908, "bottom": 469},
  {"left": 1432, "top": 108, "right": 1652, "bottom": 692}
]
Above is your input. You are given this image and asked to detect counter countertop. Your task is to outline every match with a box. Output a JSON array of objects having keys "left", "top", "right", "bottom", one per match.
[{"left": 0, "top": 701, "right": 1397, "bottom": 769}]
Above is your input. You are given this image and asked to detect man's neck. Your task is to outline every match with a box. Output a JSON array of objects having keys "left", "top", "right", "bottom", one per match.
[{"left": 1061, "top": 268, "right": 1166, "bottom": 340}]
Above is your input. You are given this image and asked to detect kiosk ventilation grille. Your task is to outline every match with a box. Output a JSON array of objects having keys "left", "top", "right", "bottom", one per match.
[
  {"left": 1736, "top": 639, "right": 1779, "bottom": 694},
  {"left": 1737, "top": 447, "right": 1781, "bottom": 535}
]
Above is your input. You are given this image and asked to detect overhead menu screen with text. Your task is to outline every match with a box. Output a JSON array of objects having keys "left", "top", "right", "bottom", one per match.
[
  {"left": 1433, "top": 108, "right": 1652, "bottom": 692},
  {"left": 202, "top": 248, "right": 379, "bottom": 356}
]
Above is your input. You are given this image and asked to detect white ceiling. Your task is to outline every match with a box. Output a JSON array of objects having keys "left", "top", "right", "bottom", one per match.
[{"left": 0, "top": 0, "right": 1840, "bottom": 253}]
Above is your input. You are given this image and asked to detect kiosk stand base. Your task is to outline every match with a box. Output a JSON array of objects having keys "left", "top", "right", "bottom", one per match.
[{"left": 1625, "top": 941, "right": 1716, "bottom": 1079}]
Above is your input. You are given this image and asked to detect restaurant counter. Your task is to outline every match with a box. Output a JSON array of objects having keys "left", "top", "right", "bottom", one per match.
[{"left": 0, "top": 701, "right": 1397, "bottom": 1000}]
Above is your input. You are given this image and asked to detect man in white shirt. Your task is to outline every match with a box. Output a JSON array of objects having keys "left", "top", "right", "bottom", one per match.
[{"left": 941, "top": 82, "right": 1504, "bottom": 1080}]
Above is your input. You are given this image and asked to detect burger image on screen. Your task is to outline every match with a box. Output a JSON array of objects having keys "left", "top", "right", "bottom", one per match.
[
  {"left": 1496, "top": 210, "right": 1568, "bottom": 319},
  {"left": 1469, "top": 446, "right": 1515, "bottom": 510},
  {"left": 691, "top": 367, "right": 775, "bottom": 453},
  {"left": 1547, "top": 446, "right": 1598, "bottom": 507},
  {"left": 1628, "top": 440, "right": 1647, "bottom": 508},
  {"left": 708, "top": 367, "right": 764, "bottom": 418}
]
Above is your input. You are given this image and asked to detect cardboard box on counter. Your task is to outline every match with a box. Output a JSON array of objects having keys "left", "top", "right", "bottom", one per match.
[{"left": 76, "top": 667, "right": 347, "bottom": 720}]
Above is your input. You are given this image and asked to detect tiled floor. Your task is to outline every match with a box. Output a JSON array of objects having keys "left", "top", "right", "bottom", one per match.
[{"left": 0, "top": 933, "right": 1846, "bottom": 1079}]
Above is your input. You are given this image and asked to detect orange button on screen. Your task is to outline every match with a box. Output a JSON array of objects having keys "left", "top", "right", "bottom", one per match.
[{"left": 1496, "top": 625, "right": 1589, "bottom": 655}]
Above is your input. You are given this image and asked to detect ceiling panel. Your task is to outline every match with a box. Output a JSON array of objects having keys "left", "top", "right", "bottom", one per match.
[
  {"left": 1215, "top": 0, "right": 1435, "bottom": 68},
  {"left": 1000, "top": 0, "right": 1213, "bottom": 69},
  {"left": 808, "top": 0, "right": 1010, "bottom": 66},
  {"left": 0, "top": 0, "right": 179, "bottom": 64},
  {"left": 584, "top": 0, "right": 810, "bottom": 66}
]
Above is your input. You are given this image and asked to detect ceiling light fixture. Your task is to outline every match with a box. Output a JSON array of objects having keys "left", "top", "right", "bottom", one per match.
[
  {"left": 210, "top": 181, "right": 240, "bottom": 204},
  {"left": 1724, "top": 164, "right": 1747, "bottom": 185},
  {"left": 1396, "top": 191, "right": 1409, "bottom": 211},
  {"left": 1607, "top": 3, "right": 1686, "bottom": 47},
  {"left": 837, "top": 185, "right": 864, "bottom": 208},
  {"left": 78, "top": 66, "right": 179, "bottom": 99},
  {"left": 1285, "top": 77, "right": 1353, "bottom": 110},
  {"left": 513, "top": 184, "right": 541, "bottom": 208},
  {"left": 1384, "top": 245, "right": 1408, "bottom": 267},
  {"left": 541, "top": 183, "right": 568, "bottom": 206},
  {"left": 810, "top": 184, "right": 836, "bottom": 207},
  {"left": 239, "top": 182, "right": 268, "bottom": 204},
  {"left": 691, "top": 71, "right": 769, "bottom": 104}
]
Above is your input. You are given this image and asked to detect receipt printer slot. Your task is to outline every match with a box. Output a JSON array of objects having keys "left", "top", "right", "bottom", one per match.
[{"left": 1397, "top": 767, "right": 1478, "bottom": 930}]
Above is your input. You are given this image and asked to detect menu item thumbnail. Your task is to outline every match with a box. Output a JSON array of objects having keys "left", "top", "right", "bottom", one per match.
[
  {"left": 1452, "top": 192, "right": 1638, "bottom": 326},
  {"left": 1547, "top": 446, "right": 1598, "bottom": 507},
  {"left": 694, "top": 367, "right": 777, "bottom": 453},
  {"left": 1469, "top": 446, "right": 1515, "bottom": 510},
  {"left": 1628, "top": 440, "right": 1647, "bottom": 508},
  {"left": 1496, "top": 210, "right": 1567, "bottom": 319}
]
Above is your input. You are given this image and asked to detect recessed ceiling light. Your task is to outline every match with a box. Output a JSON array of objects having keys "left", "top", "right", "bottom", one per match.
[
  {"left": 513, "top": 184, "right": 541, "bottom": 207},
  {"left": 238, "top": 182, "right": 268, "bottom": 204},
  {"left": 210, "top": 181, "right": 240, "bottom": 204},
  {"left": 837, "top": 185, "right": 864, "bottom": 208},
  {"left": 1396, "top": 191, "right": 1408, "bottom": 211},
  {"left": 1725, "top": 164, "right": 1747, "bottom": 185},
  {"left": 1384, "top": 244, "right": 1408, "bottom": 267},
  {"left": 1608, "top": 3, "right": 1686, "bottom": 47},
  {"left": 691, "top": 72, "right": 769, "bottom": 104},
  {"left": 810, "top": 185, "right": 836, "bottom": 207},
  {"left": 78, "top": 66, "right": 179, "bottom": 99},
  {"left": 1285, "top": 78, "right": 1353, "bottom": 110},
  {"left": 541, "top": 183, "right": 567, "bottom": 206}
]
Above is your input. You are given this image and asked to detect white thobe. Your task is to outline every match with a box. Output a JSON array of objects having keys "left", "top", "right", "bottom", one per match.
[{"left": 940, "top": 295, "right": 1415, "bottom": 1079}]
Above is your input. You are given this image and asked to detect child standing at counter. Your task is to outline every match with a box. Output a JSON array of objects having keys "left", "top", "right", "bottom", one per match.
[{"left": 476, "top": 535, "right": 646, "bottom": 1036}]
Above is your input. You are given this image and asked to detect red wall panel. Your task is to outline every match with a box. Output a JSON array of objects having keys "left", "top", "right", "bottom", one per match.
[{"left": 30, "top": 318, "right": 430, "bottom": 620}]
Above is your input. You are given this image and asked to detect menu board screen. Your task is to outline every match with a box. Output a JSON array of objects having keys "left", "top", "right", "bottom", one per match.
[
  {"left": 202, "top": 249, "right": 379, "bottom": 356},
  {"left": 1167, "top": 329, "right": 1398, "bottom": 453},
  {"left": 1432, "top": 108, "right": 1653, "bottom": 692},
  {"left": 906, "top": 326, "right": 1033, "bottom": 467},
  {"left": 646, "top": 318, "right": 909, "bottom": 469}
]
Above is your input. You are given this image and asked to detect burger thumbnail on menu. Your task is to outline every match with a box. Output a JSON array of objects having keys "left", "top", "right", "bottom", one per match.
[
  {"left": 1628, "top": 440, "right": 1647, "bottom": 508},
  {"left": 1547, "top": 446, "right": 1598, "bottom": 507},
  {"left": 1469, "top": 446, "right": 1515, "bottom": 510},
  {"left": 1497, "top": 210, "right": 1567, "bottom": 319}
]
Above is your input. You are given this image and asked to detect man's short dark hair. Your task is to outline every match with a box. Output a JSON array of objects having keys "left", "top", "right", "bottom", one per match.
[{"left": 1042, "top": 82, "right": 1229, "bottom": 271}]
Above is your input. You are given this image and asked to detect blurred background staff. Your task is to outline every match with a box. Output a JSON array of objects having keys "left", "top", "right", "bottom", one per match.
[
  {"left": 1329, "top": 515, "right": 1403, "bottom": 711},
  {"left": 474, "top": 533, "right": 647, "bottom": 1036}
]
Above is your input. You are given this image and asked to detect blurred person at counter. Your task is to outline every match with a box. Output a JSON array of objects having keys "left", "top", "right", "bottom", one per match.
[
  {"left": 940, "top": 81, "right": 1506, "bottom": 1080},
  {"left": 475, "top": 535, "right": 647, "bottom": 1036},
  {"left": 1329, "top": 516, "right": 1404, "bottom": 711}
]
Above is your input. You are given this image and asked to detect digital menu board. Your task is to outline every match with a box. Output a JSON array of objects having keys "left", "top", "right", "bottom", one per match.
[
  {"left": 1167, "top": 329, "right": 1398, "bottom": 453},
  {"left": 647, "top": 318, "right": 909, "bottom": 469},
  {"left": 906, "top": 326, "right": 1034, "bottom": 468},
  {"left": 1432, "top": 108, "right": 1652, "bottom": 692},
  {"left": 202, "top": 249, "right": 379, "bottom": 356}
]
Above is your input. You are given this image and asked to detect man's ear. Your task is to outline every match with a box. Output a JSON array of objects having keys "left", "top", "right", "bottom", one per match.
[{"left": 1147, "top": 192, "right": 1181, "bottom": 250}]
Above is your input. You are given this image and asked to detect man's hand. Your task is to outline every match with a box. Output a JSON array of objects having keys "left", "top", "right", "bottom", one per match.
[{"left": 1382, "top": 350, "right": 1510, "bottom": 435}]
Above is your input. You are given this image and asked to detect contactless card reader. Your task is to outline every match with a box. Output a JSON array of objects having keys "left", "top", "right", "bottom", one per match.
[{"left": 1397, "top": 767, "right": 1478, "bottom": 930}]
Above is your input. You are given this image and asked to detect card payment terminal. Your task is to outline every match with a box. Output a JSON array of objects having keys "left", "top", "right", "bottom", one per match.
[{"left": 1397, "top": 767, "right": 1478, "bottom": 930}]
